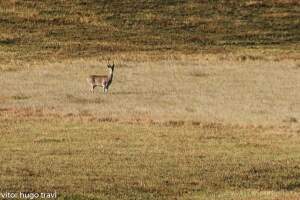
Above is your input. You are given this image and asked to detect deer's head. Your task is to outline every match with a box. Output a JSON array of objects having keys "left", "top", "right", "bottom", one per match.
[{"left": 107, "top": 61, "right": 114, "bottom": 72}]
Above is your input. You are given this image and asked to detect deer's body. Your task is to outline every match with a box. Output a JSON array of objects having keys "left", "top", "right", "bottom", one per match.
[{"left": 87, "top": 62, "right": 114, "bottom": 93}]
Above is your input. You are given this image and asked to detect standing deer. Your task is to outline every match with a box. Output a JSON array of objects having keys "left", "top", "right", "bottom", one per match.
[{"left": 87, "top": 61, "right": 115, "bottom": 93}]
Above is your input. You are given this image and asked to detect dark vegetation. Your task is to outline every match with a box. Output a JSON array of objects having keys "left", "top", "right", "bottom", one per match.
[{"left": 0, "top": 0, "right": 299, "bottom": 63}]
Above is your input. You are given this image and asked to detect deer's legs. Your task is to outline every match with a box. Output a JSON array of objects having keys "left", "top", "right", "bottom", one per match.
[
  {"left": 103, "top": 87, "right": 108, "bottom": 93},
  {"left": 90, "top": 85, "right": 96, "bottom": 93}
]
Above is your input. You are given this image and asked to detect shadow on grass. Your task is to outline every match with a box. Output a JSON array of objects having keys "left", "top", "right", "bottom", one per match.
[
  {"left": 11, "top": 94, "right": 30, "bottom": 100},
  {"left": 110, "top": 91, "right": 170, "bottom": 95},
  {"left": 66, "top": 94, "right": 104, "bottom": 104},
  {"left": 0, "top": 39, "right": 16, "bottom": 45}
]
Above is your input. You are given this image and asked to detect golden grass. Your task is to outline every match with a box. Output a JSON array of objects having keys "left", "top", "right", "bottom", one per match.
[
  {"left": 0, "top": 0, "right": 299, "bottom": 198},
  {"left": 192, "top": 189, "right": 300, "bottom": 200},
  {"left": 0, "top": 56, "right": 299, "bottom": 127},
  {"left": 0, "top": 117, "right": 300, "bottom": 199},
  {"left": 0, "top": 56, "right": 300, "bottom": 199}
]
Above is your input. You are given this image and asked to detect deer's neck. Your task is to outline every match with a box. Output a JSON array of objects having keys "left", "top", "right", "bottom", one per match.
[{"left": 108, "top": 69, "right": 113, "bottom": 82}]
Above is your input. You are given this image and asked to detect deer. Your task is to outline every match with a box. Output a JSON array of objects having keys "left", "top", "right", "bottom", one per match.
[{"left": 87, "top": 60, "right": 115, "bottom": 93}]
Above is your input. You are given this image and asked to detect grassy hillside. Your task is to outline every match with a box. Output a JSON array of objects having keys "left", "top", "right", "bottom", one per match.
[{"left": 0, "top": 0, "right": 299, "bottom": 63}]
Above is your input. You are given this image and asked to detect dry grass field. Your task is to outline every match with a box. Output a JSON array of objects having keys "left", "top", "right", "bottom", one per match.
[
  {"left": 0, "top": 57, "right": 300, "bottom": 200},
  {"left": 0, "top": 0, "right": 299, "bottom": 63},
  {"left": 1, "top": 0, "right": 300, "bottom": 199},
  {"left": 0, "top": 116, "right": 300, "bottom": 200},
  {"left": 0, "top": 57, "right": 299, "bottom": 126}
]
